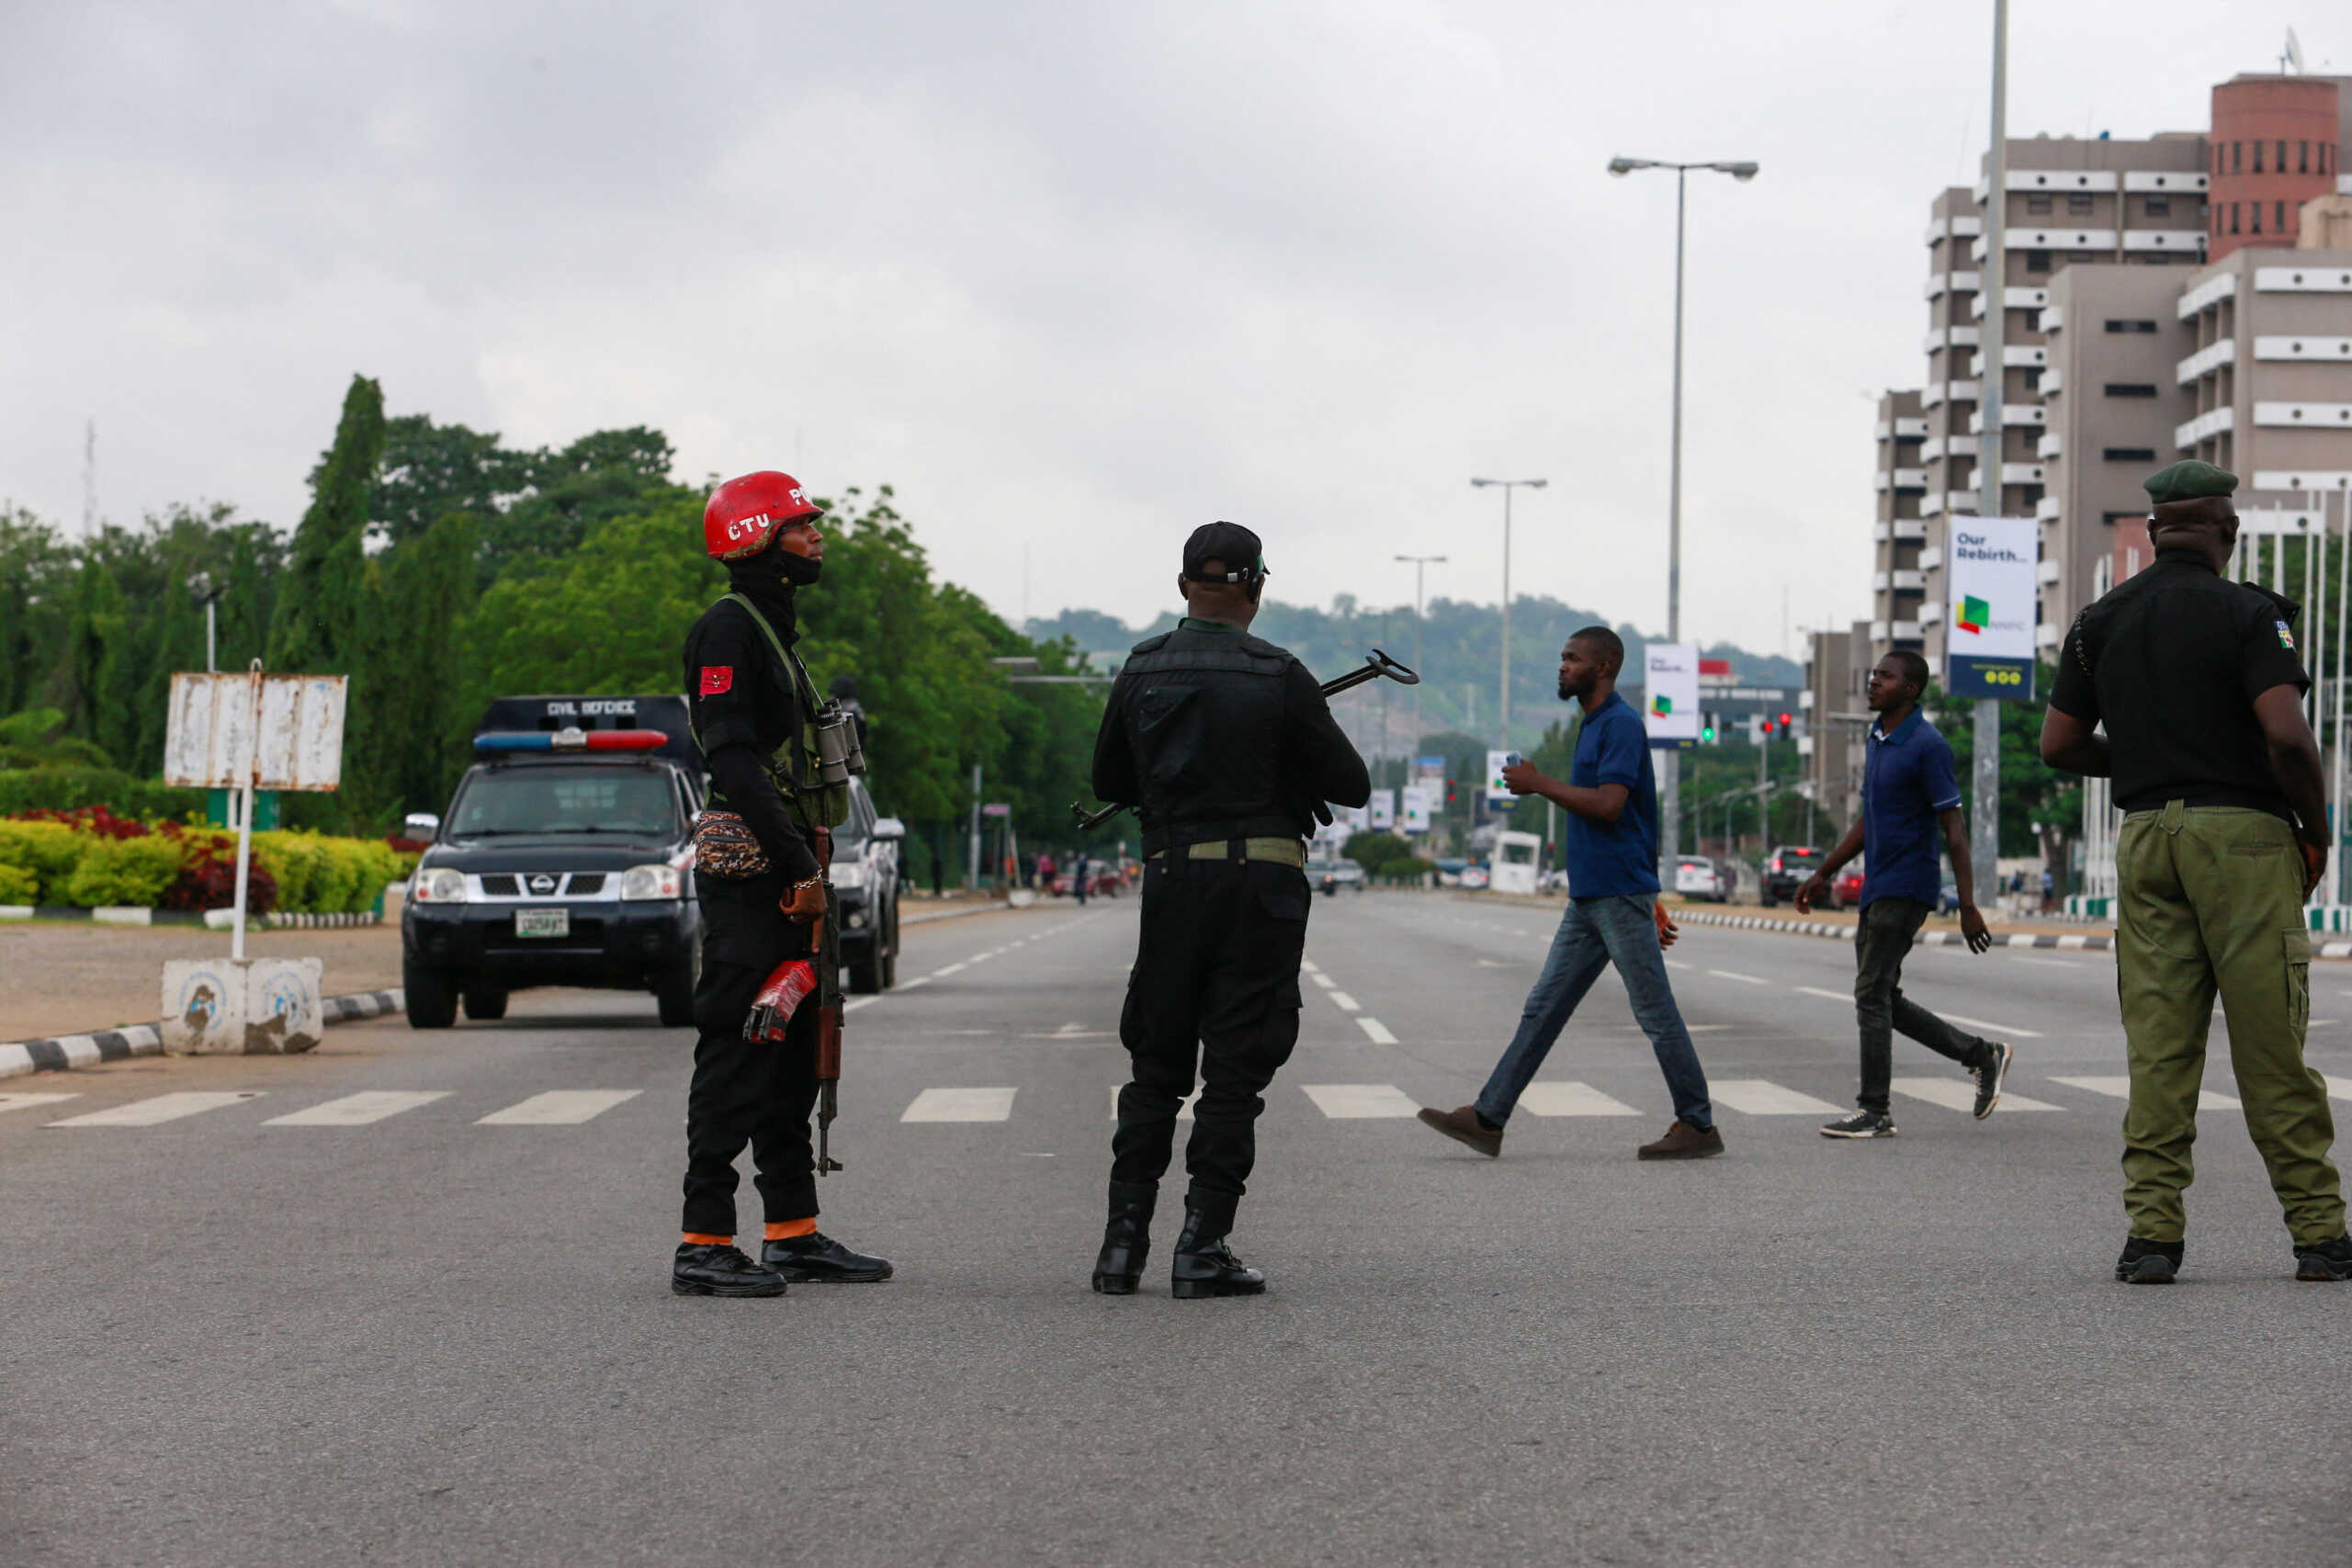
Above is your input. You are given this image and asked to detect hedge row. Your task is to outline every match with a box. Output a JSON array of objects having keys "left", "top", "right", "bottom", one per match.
[
  {"left": 0, "top": 767, "right": 208, "bottom": 821},
  {"left": 0, "top": 815, "right": 416, "bottom": 913}
]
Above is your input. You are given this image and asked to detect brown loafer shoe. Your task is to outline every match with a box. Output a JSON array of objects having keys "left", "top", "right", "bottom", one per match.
[
  {"left": 1418, "top": 1104, "right": 1502, "bottom": 1157},
  {"left": 1637, "top": 1120, "right": 1724, "bottom": 1160}
]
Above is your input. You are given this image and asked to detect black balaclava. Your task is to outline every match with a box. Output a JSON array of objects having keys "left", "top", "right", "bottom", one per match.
[{"left": 727, "top": 531, "right": 819, "bottom": 638}]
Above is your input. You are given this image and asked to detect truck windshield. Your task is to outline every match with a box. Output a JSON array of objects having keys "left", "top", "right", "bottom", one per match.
[{"left": 447, "top": 766, "right": 680, "bottom": 840}]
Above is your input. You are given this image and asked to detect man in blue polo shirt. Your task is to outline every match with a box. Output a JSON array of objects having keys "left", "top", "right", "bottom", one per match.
[
  {"left": 1797, "top": 649, "right": 2005, "bottom": 1137},
  {"left": 1418, "top": 626, "right": 1722, "bottom": 1160}
]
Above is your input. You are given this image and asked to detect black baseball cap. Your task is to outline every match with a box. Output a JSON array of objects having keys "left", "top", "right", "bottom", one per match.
[{"left": 1182, "top": 521, "right": 1267, "bottom": 583}]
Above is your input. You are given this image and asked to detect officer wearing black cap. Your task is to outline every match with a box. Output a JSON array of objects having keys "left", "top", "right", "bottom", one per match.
[
  {"left": 1088, "top": 522, "right": 1371, "bottom": 1298},
  {"left": 2041, "top": 459, "right": 2349, "bottom": 1285}
]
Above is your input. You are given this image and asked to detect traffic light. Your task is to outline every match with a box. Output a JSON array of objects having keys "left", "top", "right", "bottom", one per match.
[
  {"left": 1702, "top": 721, "right": 1716, "bottom": 742},
  {"left": 1759, "top": 716, "right": 1776, "bottom": 736},
  {"left": 1779, "top": 711, "right": 1792, "bottom": 728}
]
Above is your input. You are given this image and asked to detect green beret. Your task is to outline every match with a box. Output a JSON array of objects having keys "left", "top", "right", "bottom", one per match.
[{"left": 2143, "top": 459, "right": 2238, "bottom": 505}]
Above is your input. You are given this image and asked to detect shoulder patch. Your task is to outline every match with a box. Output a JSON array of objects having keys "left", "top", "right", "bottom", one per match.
[
  {"left": 700, "top": 666, "right": 734, "bottom": 695},
  {"left": 2277, "top": 620, "right": 2296, "bottom": 650}
]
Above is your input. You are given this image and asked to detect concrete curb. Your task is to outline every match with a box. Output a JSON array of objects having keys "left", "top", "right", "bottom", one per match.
[
  {"left": 1670, "top": 907, "right": 2352, "bottom": 959},
  {"left": 0, "top": 987, "right": 405, "bottom": 1084}
]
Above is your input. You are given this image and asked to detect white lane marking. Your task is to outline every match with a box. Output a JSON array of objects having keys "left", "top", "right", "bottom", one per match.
[
  {"left": 1355, "top": 1017, "right": 1398, "bottom": 1044},
  {"left": 2052, "top": 1076, "right": 2241, "bottom": 1111},
  {"left": 476, "top": 1089, "right": 641, "bottom": 1125},
  {"left": 265, "top": 1091, "right": 450, "bottom": 1127},
  {"left": 1797, "top": 986, "right": 1852, "bottom": 1003},
  {"left": 1710, "top": 1079, "right": 1843, "bottom": 1115},
  {"left": 2324, "top": 1076, "right": 2352, "bottom": 1101},
  {"left": 0, "top": 1093, "right": 79, "bottom": 1114},
  {"left": 1108, "top": 1085, "right": 1197, "bottom": 1122},
  {"left": 1665, "top": 960, "right": 1693, "bottom": 972},
  {"left": 1518, "top": 1082, "right": 1641, "bottom": 1117},
  {"left": 1328, "top": 991, "right": 1361, "bottom": 1012},
  {"left": 50, "top": 1091, "right": 263, "bottom": 1127},
  {"left": 1937, "top": 1012, "right": 2043, "bottom": 1040},
  {"left": 1300, "top": 959, "right": 1322, "bottom": 975},
  {"left": 1309, "top": 973, "right": 1337, "bottom": 989},
  {"left": 933, "top": 963, "right": 967, "bottom": 976},
  {"left": 1891, "top": 1077, "right": 2061, "bottom": 1113},
  {"left": 1302, "top": 1083, "right": 1419, "bottom": 1119},
  {"left": 1708, "top": 970, "right": 1769, "bottom": 986},
  {"left": 842, "top": 996, "right": 879, "bottom": 1013},
  {"left": 898, "top": 976, "right": 933, "bottom": 990},
  {"left": 967, "top": 951, "right": 995, "bottom": 965},
  {"left": 901, "top": 1087, "right": 1016, "bottom": 1122}
]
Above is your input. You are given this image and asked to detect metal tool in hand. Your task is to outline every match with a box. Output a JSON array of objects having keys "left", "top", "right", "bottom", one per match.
[{"left": 1071, "top": 649, "right": 1420, "bottom": 830}]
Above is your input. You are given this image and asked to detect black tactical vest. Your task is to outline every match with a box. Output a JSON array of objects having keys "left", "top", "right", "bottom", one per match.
[{"left": 1116, "top": 626, "right": 1306, "bottom": 855}]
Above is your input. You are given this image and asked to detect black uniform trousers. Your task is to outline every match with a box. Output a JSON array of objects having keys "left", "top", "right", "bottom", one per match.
[
  {"left": 1112, "top": 852, "right": 1310, "bottom": 1201},
  {"left": 682, "top": 957, "right": 820, "bottom": 1236}
]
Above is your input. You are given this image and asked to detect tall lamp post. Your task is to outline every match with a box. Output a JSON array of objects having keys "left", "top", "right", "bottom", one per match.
[
  {"left": 1395, "top": 553, "right": 1447, "bottom": 766},
  {"left": 1607, "top": 153, "right": 1758, "bottom": 883},
  {"left": 1469, "top": 477, "right": 1546, "bottom": 748}
]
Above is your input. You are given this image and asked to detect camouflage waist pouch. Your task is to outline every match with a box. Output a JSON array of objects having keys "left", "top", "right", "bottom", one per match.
[{"left": 692, "top": 810, "right": 772, "bottom": 880}]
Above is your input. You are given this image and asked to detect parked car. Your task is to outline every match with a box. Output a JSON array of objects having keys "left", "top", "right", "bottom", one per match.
[
  {"left": 828, "top": 781, "right": 905, "bottom": 994},
  {"left": 1832, "top": 863, "right": 1866, "bottom": 909},
  {"left": 1307, "top": 851, "right": 1366, "bottom": 896},
  {"left": 1051, "top": 862, "right": 1125, "bottom": 897},
  {"left": 1433, "top": 857, "right": 1470, "bottom": 887},
  {"left": 1674, "top": 855, "right": 1731, "bottom": 903},
  {"left": 1759, "top": 845, "right": 1824, "bottom": 908},
  {"left": 1459, "top": 863, "right": 1491, "bottom": 890}
]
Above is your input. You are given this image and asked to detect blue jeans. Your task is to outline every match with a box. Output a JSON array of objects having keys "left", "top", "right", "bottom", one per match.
[{"left": 1475, "top": 895, "right": 1714, "bottom": 1131}]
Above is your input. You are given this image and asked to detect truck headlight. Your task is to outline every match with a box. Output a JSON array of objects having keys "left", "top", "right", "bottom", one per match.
[
  {"left": 830, "top": 862, "right": 870, "bottom": 890},
  {"left": 413, "top": 868, "right": 469, "bottom": 903},
  {"left": 621, "top": 864, "right": 684, "bottom": 900}
]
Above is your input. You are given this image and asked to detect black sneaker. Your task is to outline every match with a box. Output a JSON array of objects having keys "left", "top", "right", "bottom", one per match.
[
  {"left": 673, "top": 1242, "right": 789, "bottom": 1297},
  {"left": 2294, "top": 1235, "right": 2352, "bottom": 1281},
  {"left": 2115, "top": 1236, "right": 2183, "bottom": 1284},
  {"left": 1820, "top": 1110, "right": 1897, "bottom": 1139},
  {"left": 762, "top": 1232, "right": 894, "bottom": 1282},
  {"left": 1971, "top": 1042, "right": 2013, "bottom": 1120}
]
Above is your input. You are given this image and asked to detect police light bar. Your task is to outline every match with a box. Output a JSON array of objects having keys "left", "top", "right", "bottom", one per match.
[{"left": 473, "top": 728, "right": 670, "bottom": 754}]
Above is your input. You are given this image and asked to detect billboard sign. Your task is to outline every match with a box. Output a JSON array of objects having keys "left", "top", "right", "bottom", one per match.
[
  {"left": 1368, "top": 788, "right": 1396, "bottom": 830},
  {"left": 1484, "top": 750, "right": 1517, "bottom": 809},
  {"left": 164, "top": 671, "right": 348, "bottom": 792},
  {"left": 1399, "top": 784, "right": 1434, "bottom": 833},
  {"left": 1643, "top": 643, "right": 1700, "bottom": 750},
  {"left": 1944, "top": 516, "right": 2038, "bottom": 701}
]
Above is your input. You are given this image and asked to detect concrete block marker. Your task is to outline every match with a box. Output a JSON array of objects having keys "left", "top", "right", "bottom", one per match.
[
  {"left": 161, "top": 956, "right": 325, "bottom": 1055},
  {"left": 50, "top": 1091, "right": 264, "bottom": 1127},
  {"left": 475, "top": 1089, "right": 641, "bottom": 1125},
  {"left": 1517, "top": 1081, "right": 1641, "bottom": 1117},
  {"left": 2052, "top": 1076, "right": 2242, "bottom": 1111},
  {"left": 265, "top": 1090, "right": 450, "bottom": 1127},
  {"left": 1892, "top": 1077, "right": 2062, "bottom": 1112},
  {"left": 1302, "top": 1083, "right": 1419, "bottom": 1118},
  {"left": 1711, "top": 1079, "right": 1844, "bottom": 1115},
  {"left": 901, "top": 1087, "right": 1016, "bottom": 1122},
  {"left": 3, "top": 989, "right": 401, "bottom": 1084}
]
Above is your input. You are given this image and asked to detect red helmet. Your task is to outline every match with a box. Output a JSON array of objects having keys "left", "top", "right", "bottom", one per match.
[{"left": 704, "top": 470, "right": 821, "bottom": 561}]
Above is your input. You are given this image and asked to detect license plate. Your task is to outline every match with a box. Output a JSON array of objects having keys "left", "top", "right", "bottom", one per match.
[{"left": 514, "top": 908, "right": 570, "bottom": 939}]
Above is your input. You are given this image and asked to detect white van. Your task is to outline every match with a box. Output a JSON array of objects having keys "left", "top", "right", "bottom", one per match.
[{"left": 1489, "top": 830, "right": 1543, "bottom": 896}]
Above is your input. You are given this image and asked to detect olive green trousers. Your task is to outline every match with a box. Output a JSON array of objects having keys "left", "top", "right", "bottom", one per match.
[{"left": 2115, "top": 802, "right": 2344, "bottom": 1245}]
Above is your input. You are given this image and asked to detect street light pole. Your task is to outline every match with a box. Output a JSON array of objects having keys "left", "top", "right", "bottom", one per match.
[
  {"left": 1395, "top": 553, "right": 1447, "bottom": 765},
  {"left": 1608, "top": 153, "right": 1758, "bottom": 886},
  {"left": 1470, "top": 478, "right": 1545, "bottom": 749},
  {"left": 1971, "top": 0, "right": 2009, "bottom": 911}
]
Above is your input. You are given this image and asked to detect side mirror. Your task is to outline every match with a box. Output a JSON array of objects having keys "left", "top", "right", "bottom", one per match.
[{"left": 872, "top": 817, "right": 907, "bottom": 841}]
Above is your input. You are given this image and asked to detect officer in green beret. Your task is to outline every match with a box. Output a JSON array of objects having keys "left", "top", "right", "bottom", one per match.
[{"left": 2041, "top": 459, "right": 2351, "bottom": 1284}]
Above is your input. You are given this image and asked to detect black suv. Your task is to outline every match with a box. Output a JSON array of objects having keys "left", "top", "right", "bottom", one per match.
[
  {"left": 403, "top": 696, "right": 706, "bottom": 1028},
  {"left": 828, "top": 781, "right": 906, "bottom": 993},
  {"left": 1759, "top": 844, "right": 1824, "bottom": 908}
]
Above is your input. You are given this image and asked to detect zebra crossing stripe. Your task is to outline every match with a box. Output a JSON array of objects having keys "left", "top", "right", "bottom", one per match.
[
  {"left": 1108, "top": 1085, "right": 1197, "bottom": 1122},
  {"left": 265, "top": 1091, "right": 451, "bottom": 1127},
  {"left": 1301, "top": 1083, "right": 1419, "bottom": 1118},
  {"left": 1891, "top": 1077, "right": 2061, "bottom": 1113},
  {"left": 902, "top": 1087, "right": 1016, "bottom": 1122},
  {"left": 50, "top": 1091, "right": 264, "bottom": 1127},
  {"left": 1710, "top": 1079, "right": 1843, "bottom": 1115},
  {"left": 475, "top": 1089, "right": 641, "bottom": 1125},
  {"left": 2052, "top": 1076, "right": 2241, "bottom": 1111},
  {"left": 1517, "top": 1081, "right": 1640, "bottom": 1117},
  {"left": 0, "top": 1092, "right": 78, "bottom": 1114}
]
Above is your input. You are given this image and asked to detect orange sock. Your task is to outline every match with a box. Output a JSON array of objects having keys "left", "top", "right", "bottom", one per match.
[
  {"left": 681, "top": 1231, "right": 733, "bottom": 1247},
  {"left": 765, "top": 1218, "right": 818, "bottom": 1241}
]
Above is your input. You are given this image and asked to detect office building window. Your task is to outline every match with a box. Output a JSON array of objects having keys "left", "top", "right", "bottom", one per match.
[
  {"left": 2025, "top": 249, "right": 2051, "bottom": 274},
  {"left": 2301, "top": 141, "right": 2312, "bottom": 175},
  {"left": 2253, "top": 203, "right": 2264, "bottom": 235},
  {"left": 2103, "top": 447, "right": 2158, "bottom": 462},
  {"left": 2146, "top": 196, "right": 2171, "bottom": 216},
  {"left": 2254, "top": 141, "right": 2265, "bottom": 174},
  {"left": 2104, "top": 320, "right": 2158, "bottom": 334},
  {"left": 2278, "top": 200, "right": 2289, "bottom": 234},
  {"left": 2103, "top": 384, "right": 2159, "bottom": 399},
  {"left": 2233, "top": 141, "right": 2243, "bottom": 174},
  {"left": 2027, "top": 195, "right": 2052, "bottom": 215},
  {"left": 2278, "top": 140, "right": 2288, "bottom": 172},
  {"left": 2231, "top": 203, "right": 2241, "bottom": 234},
  {"left": 2067, "top": 193, "right": 2095, "bottom": 215}
]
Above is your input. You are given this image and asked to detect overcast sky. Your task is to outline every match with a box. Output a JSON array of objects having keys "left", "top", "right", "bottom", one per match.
[{"left": 2, "top": 1, "right": 2338, "bottom": 653}]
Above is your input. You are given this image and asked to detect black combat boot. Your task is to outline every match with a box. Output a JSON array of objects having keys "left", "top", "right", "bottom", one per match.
[
  {"left": 1170, "top": 1190, "right": 1266, "bottom": 1299},
  {"left": 1091, "top": 1180, "right": 1157, "bottom": 1295},
  {"left": 673, "top": 1242, "right": 789, "bottom": 1298}
]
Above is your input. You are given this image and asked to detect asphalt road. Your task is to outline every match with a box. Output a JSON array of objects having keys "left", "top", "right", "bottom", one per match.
[{"left": 5, "top": 891, "right": 2349, "bottom": 1567}]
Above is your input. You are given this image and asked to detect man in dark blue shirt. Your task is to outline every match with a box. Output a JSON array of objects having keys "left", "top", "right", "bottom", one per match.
[
  {"left": 1797, "top": 649, "right": 2002, "bottom": 1137},
  {"left": 1418, "top": 626, "right": 1721, "bottom": 1160}
]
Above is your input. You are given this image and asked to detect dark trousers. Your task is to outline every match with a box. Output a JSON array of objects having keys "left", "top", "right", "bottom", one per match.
[
  {"left": 1854, "top": 895, "right": 1989, "bottom": 1113},
  {"left": 1111, "top": 855, "right": 1309, "bottom": 1201},
  {"left": 681, "top": 959, "right": 820, "bottom": 1236}
]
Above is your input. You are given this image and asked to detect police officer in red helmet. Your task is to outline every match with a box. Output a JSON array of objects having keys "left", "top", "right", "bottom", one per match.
[{"left": 672, "top": 470, "right": 892, "bottom": 1297}]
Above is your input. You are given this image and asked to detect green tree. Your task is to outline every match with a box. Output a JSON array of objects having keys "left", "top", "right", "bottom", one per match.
[{"left": 269, "top": 374, "right": 385, "bottom": 674}]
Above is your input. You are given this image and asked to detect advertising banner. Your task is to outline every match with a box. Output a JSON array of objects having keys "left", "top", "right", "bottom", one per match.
[
  {"left": 1399, "top": 784, "right": 1434, "bottom": 833},
  {"left": 1642, "top": 643, "right": 1700, "bottom": 750},
  {"left": 1484, "top": 749, "right": 1517, "bottom": 809},
  {"left": 1368, "top": 788, "right": 1396, "bottom": 830},
  {"left": 1944, "top": 516, "right": 2039, "bottom": 701}
]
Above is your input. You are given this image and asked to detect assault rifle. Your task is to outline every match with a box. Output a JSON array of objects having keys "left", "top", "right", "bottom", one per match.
[{"left": 1070, "top": 649, "right": 1419, "bottom": 832}]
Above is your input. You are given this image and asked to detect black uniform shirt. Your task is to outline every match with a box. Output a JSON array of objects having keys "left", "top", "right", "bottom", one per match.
[
  {"left": 1091, "top": 617, "right": 1370, "bottom": 852},
  {"left": 2048, "top": 548, "right": 2309, "bottom": 818},
  {"left": 683, "top": 585, "right": 819, "bottom": 964}
]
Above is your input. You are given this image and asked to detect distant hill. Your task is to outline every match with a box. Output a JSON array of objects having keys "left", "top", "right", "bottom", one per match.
[{"left": 1026, "top": 595, "right": 1802, "bottom": 753}]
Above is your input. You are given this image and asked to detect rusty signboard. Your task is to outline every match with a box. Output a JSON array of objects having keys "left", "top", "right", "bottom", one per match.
[{"left": 163, "top": 671, "right": 347, "bottom": 792}]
